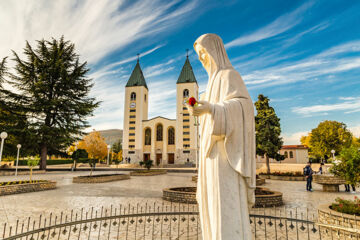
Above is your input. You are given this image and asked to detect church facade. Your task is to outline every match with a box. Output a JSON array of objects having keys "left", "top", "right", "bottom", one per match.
[{"left": 122, "top": 56, "right": 199, "bottom": 165}]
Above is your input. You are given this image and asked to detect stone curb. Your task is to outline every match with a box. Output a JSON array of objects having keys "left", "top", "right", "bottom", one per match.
[
  {"left": 72, "top": 174, "right": 130, "bottom": 183},
  {"left": 0, "top": 180, "right": 56, "bottom": 196}
]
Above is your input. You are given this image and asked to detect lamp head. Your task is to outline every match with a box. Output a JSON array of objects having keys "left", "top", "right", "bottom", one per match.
[
  {"left": 17, "top": 144, "right": 21, "bottom": 149},
  {"left": 107, "top": 145, "right": 111, "bottom": 149},
  {"left": 0, "top": 132, "right": 7, "bottom": 139}
]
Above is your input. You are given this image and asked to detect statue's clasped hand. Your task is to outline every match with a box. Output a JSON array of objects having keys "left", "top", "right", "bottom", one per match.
[{"left": 187, "top": 100, "right": 212, "bottom": 116}]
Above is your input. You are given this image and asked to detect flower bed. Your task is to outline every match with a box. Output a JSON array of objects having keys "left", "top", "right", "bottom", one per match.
[
  {"left": 73, "top": 174, "right": 130, "bottom": 183},
  {"left": 331, "top": 197, "right": 360, "bottom": 216},
  {"left": 318, "top": 199, "right": 360, "bottom": 238},
  {"left": 259, "top": 172, "right": 305, "bottom": 181},
  {"left": 0, "top": 180, "right": 56, "bottom": 196},
  {"left": 130, "top": 170, "right": 167, "bottom": 176}
]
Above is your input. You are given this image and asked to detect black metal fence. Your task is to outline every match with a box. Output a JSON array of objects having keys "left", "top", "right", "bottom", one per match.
[{"left": 1, "top": 203, "right": 358, "bottom": 240}]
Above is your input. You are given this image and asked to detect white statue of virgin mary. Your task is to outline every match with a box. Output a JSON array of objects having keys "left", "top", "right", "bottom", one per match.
[{"left": 187, "top": 33, "right": 256, "bottom": 240}]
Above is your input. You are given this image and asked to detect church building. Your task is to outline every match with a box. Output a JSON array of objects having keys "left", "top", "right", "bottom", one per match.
[{"left": 122, "top": 56, "right": 199, "bottom": 165}]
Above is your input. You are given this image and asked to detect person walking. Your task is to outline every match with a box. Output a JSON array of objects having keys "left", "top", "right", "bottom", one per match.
[
  {"left": 304, "top": 162, "right": 313, "bottom": 192},
  {"left": 318, "top": 162, "right": 324, "bottom": 174}
]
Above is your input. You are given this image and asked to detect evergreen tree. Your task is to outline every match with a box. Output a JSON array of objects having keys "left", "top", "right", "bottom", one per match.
[
  {"left": 10, "top": 37, "right": 99, "bottom": 169},
  {"left": 255, "top": 94, "right": 283, "bottom": 174},
  {"left": 112, "top": 139, "right": 122, "bottom": 154},
  {"left": 0, "top": 57, "right": 36, "bottom": 157}
]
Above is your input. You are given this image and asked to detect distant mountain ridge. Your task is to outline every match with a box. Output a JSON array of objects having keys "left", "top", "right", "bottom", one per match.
[{"left": 97, "top": 129, "right": 123, "bottom": 145}]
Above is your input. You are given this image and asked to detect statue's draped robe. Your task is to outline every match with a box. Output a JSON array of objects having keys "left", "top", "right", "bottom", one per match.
[{"left": 195, "top": 34, "right": 256, "bottom": 240}]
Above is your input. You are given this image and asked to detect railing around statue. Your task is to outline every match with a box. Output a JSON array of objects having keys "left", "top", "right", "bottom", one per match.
[{"left": 1, "top": 202, "right": 357, "bottom": 240}]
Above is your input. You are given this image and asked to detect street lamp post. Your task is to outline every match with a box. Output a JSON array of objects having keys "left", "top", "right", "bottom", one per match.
[
  {"left": 15, "top": 144, "right": 21, "bottom": 176},
  {"left": 107, "top": 145, "right": 111, "bottom": 166},
  {"left": 0, "top": 132, "right": 8, "bottom": 162},
  {"left": 331, "top": 149, "right": 335, "bottom": 160}
]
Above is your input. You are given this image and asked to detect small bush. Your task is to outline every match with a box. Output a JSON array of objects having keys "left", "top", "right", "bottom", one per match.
[
  {"left": 331, "top": 197, "right": 360, "bottom": 216},
  {"left": 139, "top": 160, "right": 153, "bottom": 170}
]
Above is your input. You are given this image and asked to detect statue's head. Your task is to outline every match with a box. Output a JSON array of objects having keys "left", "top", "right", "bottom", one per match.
[
  {"left": 194, "top": 42, "right": 211, "bottom": 72},
  {"left": 194, "top": 33, "right": 232, "bottom": 75}
]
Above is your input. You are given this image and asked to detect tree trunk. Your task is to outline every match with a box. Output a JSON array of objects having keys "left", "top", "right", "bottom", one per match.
[
  {"left": 40, "top": 144, "right": 47, "bottom": 170},
  {"left": 266, "top": 155, "right": 270, "bottom": 175}
]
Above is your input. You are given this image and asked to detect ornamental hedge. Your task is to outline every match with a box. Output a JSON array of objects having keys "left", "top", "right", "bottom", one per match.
[
  {"left": 13, "top": 158, "right": 97, "bottom": 166},
  {"left": 0, "top": 180, "right": 46, "bottom": 186}
]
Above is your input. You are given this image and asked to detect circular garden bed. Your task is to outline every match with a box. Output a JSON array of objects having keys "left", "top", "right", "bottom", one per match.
[
  {"left": 163, "top": 186, "right": 283, "bottom": 207},
  {"left": 313, "top": 175, "right": 346, "bottom": 192},
  {"left": 318, "top": 202, "right": 360, "bottom": 238},
  {"left": 0, "top": 180, "right": 56, "bottom": 196},
  {"left": 259, "top": 173, "right": 305, "bottom": 181},
  {"left": 254, "top": 187, "right": 283, "bottom": 208},
  {"left": 73, "top": 174, "right": 130, "bottom": 183},
  {"left": 130, "top": 170, "right": 167, "bottom": 176},
  {"left": 163, "top": 187, "right": 197, "bottom": 204}
]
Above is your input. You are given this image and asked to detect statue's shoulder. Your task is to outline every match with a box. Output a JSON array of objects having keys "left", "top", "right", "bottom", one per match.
[{"left": 219, "top": 68, "right": 242, "bottom": 81}]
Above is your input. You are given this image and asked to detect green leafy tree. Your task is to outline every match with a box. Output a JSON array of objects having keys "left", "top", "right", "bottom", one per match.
[
  {"left": 309, "top": 121, "right": 352, "bottom": 160},
  {"left": 255, "top": 94, "right": 283, "bottom": 174},
  {"left": 330, "top": 146, "right": 360, "bottom": 185},
  {"left": 27, "top": 158, "right": 39, "bottom": 182},
  {"left": 10, "top": 37, "right": 99, "bottom": 170},
  {"left": 112, "top": 139, "right": 122, "bottom": 154}
]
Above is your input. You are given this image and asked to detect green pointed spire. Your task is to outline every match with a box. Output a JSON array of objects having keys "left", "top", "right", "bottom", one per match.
[
  {"left": 126, "top": 59, "right": 148, "bottom": 89},
  {"left": 177, "top": 56, "right": 197, "bottom": 84}
]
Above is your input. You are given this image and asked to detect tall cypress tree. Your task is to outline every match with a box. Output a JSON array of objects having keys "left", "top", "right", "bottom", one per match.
[
  {"left": 10, "top": 37, "right": 99, "bottom": 169},
  {"left": 255, "top": 94, "right": 283, "bottom": 174}
]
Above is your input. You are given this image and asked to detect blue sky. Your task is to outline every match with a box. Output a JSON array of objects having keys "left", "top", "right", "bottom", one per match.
[{"left": 1, "top": 0, "right": 360, "bottom": 143}]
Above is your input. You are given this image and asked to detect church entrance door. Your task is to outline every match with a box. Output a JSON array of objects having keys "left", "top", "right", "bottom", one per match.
[
  {"left": 168, "top": 153, "right": 174, "bottom": 164},
  {"left": 144, "top": 153, "right": 150, "bottom": 162},
  {"left": 156, "top": 154, "right": 162, "bottom": 165}
]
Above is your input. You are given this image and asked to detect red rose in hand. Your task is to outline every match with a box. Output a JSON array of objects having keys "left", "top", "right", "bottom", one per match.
[{"left": 188, "top": 97, "right": 197, "bottom": 106}]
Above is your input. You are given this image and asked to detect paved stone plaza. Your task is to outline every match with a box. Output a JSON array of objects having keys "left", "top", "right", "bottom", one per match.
[{"left": 0, "top": 171, "right": 358, "bottom": 226}]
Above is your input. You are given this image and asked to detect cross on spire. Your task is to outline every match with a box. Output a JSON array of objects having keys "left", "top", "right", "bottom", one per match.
[
  {"left": 186, "top": 49, "right": 189, "bottom": 58},
  {"left": 137, "top": 53, "right": 140, "bottom": 63}
]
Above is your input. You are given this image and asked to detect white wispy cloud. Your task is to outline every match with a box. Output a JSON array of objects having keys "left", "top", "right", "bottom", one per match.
[
  {"left": 0, "top": 0, "right": 201, "bottom": 130},
  {"left": 281, "top": 131, "right": 309, "bottom": 145},
  {"left": 225, "top": 1, "right": 314, "bottom": 48},
  {"left": 292, "top": 97, "right": 360, "bottom": 116},
  {"left": 0, "top": 0, "right": 198, "bottom": 64},
  {"left": 240, "top": 40, "right": 360, "bottom": 88}
]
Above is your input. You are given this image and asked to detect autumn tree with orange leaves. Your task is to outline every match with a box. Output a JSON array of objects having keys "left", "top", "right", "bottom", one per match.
[{"left": 78, "top": 130, "right": 107, "bottom": 162}]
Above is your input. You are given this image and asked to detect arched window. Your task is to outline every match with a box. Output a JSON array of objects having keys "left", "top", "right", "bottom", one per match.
[
  {"left": 131, "top": 92, "right": 136, "bottom": 101},
  {"left": 284, "top": 151, "right": 288, "bottom": 158},
  {"left": 183, "top": 89, "right": 189, "bottom": 98},
  {"left": 168, "top": 127, "right": 175, "bottom": 145},
  {"left": 145, "top": 128, "right": 151, "bottom": 145},
  {"left": 156, "top": 124, "right": 163, "bottom": 141},
  {"left": 144, "top": 94, "right": 146, "bottom": 102},
  {"left": 289, "top": 151, "right": 294, "bottom": 158}
]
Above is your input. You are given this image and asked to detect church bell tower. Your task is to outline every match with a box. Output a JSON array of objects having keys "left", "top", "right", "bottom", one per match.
[
  {"left": 122, "top": 57, "right": 148, "bottom": 163},
  {"left": 175, "top": 53, "right": 198, "bottom": 164}
]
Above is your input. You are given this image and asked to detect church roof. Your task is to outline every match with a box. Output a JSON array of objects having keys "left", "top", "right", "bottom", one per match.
[
  {"left": 177, "top": 56, "right": 197, "bottom": 85},
  {"left": 126, "top": 60, "right": 148, "bottom": 89}
]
